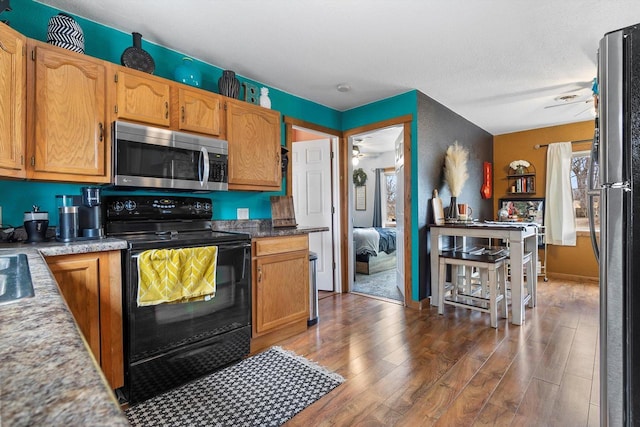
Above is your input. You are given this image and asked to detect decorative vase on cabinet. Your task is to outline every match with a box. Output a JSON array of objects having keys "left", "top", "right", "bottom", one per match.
[
  {"left": 174, "top": 57, "right": 201, "bottom": 87},
  {"left": 218, "top": 70, "right": 240, "bottom": 98},
  {"left": 260, "top": 87, "right": 271, "bottom": 109}
]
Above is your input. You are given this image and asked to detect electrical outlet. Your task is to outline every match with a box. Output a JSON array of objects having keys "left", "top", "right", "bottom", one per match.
[{"left": 237, "top": 208, "right": 249, "bottom": 220}]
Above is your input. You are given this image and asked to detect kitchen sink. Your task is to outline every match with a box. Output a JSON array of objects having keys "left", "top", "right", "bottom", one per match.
[{"left": 0, "top": 254, "right": 34, "bottom": 305}]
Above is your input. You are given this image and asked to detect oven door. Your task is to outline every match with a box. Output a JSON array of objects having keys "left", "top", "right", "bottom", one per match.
[
  {"left": 113, "top": 121, "right": 228, "bottom": 191},
  {"left": 123, "top": 240, "right": 250, "bottom": 403}
]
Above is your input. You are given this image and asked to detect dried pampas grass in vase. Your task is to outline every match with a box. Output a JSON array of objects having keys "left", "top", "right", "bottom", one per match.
[{"left": 444, "top": 141, "right": 469, "bottom": 219}]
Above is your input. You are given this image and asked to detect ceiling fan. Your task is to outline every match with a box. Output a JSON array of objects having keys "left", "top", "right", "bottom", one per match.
[
  {"left": 543, "top": 78, "right": 598, "bottom": 117},
  {"left": 352, "top": 143, "right": 378, "bottom": 165}
]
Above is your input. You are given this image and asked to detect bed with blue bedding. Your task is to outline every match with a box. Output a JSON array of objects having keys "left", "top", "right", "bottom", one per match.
[{"left": 354, "top": 227, "right": 397, "bottom": 275}]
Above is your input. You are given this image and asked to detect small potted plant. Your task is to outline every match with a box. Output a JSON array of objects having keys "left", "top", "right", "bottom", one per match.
[{"left": 509, "top": 160, "right": 530, "bottom": 175}]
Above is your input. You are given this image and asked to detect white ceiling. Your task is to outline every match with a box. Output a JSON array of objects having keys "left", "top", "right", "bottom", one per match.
[{"left": 34, "top": 0, "right": 640, "bottom": 135}]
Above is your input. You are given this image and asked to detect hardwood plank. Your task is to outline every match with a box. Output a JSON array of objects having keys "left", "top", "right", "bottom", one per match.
[
  {"left": 549, "top": 373, "right": 592, "bottom": 427},
  {"left": 513, "top": 378, "right": 560, "bottom": 422},
  {"left": 533, "top": 325, "right": 576, "bottom": 385}
]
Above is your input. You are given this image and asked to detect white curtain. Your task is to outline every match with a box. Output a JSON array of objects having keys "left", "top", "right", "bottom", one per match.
[{"left": 544, "top": 142, "right": 576, "bottom": 246}]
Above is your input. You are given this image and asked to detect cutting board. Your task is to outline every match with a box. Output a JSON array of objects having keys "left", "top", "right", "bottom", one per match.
[
  {"left": 432, "top": 193, "right": 445, "bottom": 225},
  {"left": 270, "top": 196, "right": 298, "bottom": 228}
]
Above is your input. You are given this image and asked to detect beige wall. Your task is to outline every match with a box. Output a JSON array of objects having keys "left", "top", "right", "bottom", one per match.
[{"left": 493, "top": 121, "right": 598, "bottom": 281}]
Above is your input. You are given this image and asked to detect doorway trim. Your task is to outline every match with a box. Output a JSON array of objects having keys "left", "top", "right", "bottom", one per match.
[
  {"left": 343, "top": 114, "right": 414, "bottom": 306},
  {"left": 284, "top": 116, "right": 343, "bottom": 293}
]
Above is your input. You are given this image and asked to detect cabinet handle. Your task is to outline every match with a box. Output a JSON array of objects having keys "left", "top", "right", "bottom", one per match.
[
  {"left": 98, "top": 123, "right": 104, "bottom": 142},
  {"left": 165, "top": 101, "right": 169, "bottom": 119},
  {"left": 181, "top": 106, "right": 185, "bottom": 122},
  {"left": 258, "top": 266, "right": 262, "bottom": 283}
]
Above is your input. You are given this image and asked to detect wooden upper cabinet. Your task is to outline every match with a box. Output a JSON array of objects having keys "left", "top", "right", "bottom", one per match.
[
  {"left": 114, "top": 67, "right": 171, "bottom": 127},
  {"left": 226, "top": 99, "right": 281, "bottom": 191},
  {"left": 27, "top": 40, "right": 109, "bottom": 182},
  {"left": 172, "top": 86, "right": 224, "bottom": 138},
  {"left": 0, "top": 24, "right": 26, "bottom": 178}
]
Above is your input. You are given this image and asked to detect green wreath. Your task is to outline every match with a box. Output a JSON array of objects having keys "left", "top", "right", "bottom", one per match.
[{"left": 353, "top": 168, "right": 368, "bottom": 186}]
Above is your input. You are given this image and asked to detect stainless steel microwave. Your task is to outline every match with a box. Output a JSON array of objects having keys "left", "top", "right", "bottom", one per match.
[{"left": 112, "top": 121, "right": 228, "bottom": 191}]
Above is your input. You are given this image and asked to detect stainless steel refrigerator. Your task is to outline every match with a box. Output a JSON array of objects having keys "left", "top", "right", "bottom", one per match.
[{"left": 591, "top": 23, "right": 640, "bottom": 426}]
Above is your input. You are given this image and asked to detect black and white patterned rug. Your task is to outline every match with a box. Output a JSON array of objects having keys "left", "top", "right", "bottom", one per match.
[{"left": 125, "top": 346, "right": 345, "bottom": 427}]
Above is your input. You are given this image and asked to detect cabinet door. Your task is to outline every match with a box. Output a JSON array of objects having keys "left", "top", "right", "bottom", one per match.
[
  {"left": 175, "top": 87, "right": 224, "bottom": 137},
  {"left": 253, "top": 250, "right": 309, "bottom": 336},
  {"left": 28, "top": 42, "right": 108, "bottom": 181},
  {"left": 227, "top": 100, "right": 281, "bottom": 191},
  {"left": 115, "top": 69, "right": 171, "bottom": 127},
  {"left": 46, "top": 251, "right": 124, "bottom": 390},
  {"left": 47, "top": 254, "right": 101, "bottom": 361},
  {"left": 0, "top": 24, "right": 26, "bottom": 178}
]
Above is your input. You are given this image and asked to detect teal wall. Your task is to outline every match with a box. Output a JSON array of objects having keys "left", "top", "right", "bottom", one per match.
[
  {"left": 2, "top": 2, "right": 425, "bottom": 301},
  {"left": 342, "top": 91, "right": 421, "bottom": 301}
]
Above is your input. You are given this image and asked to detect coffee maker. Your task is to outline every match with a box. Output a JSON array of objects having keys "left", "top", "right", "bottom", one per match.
[
  {"left": 24, "top": 205, "right": 49, "bottom": 243},
  {"left": 78, "top": 187, "right": 104, "bottom": 239},
  {"left": 55, "top": 187, "right": 104, "bottom": 242}
]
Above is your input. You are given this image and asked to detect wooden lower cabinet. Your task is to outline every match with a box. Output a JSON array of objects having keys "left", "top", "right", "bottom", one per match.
[
  {"left": 251, "top": 235, "right": 309, "bottom": 352},
  {"left": 46, "top": 251, "right": 124, "bottom": 390}
]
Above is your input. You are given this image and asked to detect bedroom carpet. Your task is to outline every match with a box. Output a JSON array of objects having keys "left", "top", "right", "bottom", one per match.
[
  {"left": 125, "top": 346, "right": 344, "bottom": 427},
  {"left": 353, "top": 269, "right": 403, "bottom": 302}
]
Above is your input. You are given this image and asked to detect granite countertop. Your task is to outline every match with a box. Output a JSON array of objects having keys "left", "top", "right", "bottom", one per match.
[
  {"left": 212, "top": 219, "right": 329, "bottom": 238},
  {"left": 0, "top": 239, "right": 129, "bottom": 426}
]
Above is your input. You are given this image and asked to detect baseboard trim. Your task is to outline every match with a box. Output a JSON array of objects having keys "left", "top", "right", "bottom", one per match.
[{"left": 546, "top": 272, "right": 599, "bottom": 283}]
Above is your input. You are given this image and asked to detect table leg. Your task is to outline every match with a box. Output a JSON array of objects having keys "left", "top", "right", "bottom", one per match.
[
  {"left": 525, "top": 230, "right": 538, "bottom": 307},
  {"left": 510, "top": 239, "right": 524, "bottom": 325},
  {"left": 430, "top": 231, "right": 441, "bottom": 306}
]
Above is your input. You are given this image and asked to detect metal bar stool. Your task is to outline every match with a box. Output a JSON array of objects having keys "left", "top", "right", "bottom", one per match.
[{"left": 438, "top": 250, "right": 508, "bottom": 328}]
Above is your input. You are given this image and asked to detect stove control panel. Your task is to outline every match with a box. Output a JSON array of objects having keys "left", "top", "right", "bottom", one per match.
[{"left": 104, "top": 196, "right": 212, "bottom": 220}]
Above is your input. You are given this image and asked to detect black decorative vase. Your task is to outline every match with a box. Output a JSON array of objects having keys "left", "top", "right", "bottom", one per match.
[
  {"left": 218, "top": 70, "right": 240, "bottom": 98},
  {"left": 121, "top": 32, "right": 155, "bottom": 74},
  {"left": 447, "top": 196, "right": 457, "bottom": 220}
]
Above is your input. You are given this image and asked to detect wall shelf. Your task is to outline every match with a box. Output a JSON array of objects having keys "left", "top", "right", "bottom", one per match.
[{"left": 506, "top": 165, "right": 536, "bottom": 195}]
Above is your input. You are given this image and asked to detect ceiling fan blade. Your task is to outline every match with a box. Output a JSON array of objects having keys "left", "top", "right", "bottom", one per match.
[
  {"left": 544, "top": 98, "right": 593, "bottom": 109},
  {"left": 575, "top": 105, "right": 594, "bottom": 117}
]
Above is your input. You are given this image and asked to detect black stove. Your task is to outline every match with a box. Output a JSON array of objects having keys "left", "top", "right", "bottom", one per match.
[{"left": 104, "top": 195, "right": 252, "bottom": 405}]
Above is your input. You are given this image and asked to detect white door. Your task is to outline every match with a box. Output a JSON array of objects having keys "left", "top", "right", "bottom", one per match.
[
  {"left": 395, "top": 131, "right": 405, "bottom": 298},
  {"left": 292, "top": 139, "right": 334, "bottom": 291}
]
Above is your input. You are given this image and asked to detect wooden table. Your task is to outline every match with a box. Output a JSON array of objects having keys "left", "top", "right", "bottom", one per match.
[{"left": 430, "top": 222, "right": 538, "bottom": 325}]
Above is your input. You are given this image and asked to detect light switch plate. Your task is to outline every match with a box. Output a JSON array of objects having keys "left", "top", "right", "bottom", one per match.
[{"left": 237, "top": 208, "right": 249, "bottom": 220}]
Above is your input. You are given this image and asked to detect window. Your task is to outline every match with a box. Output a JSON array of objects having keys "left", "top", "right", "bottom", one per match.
[
  {"left": 571, "top": 150, "right": 599, "bottom": 232},
  {"left": 384, "top": 170, "right": 397, "bottom": 224}
]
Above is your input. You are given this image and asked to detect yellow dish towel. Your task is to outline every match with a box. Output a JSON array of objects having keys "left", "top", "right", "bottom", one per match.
[{"left": 137, "top": 246, "right": 218, "bottom": 307}]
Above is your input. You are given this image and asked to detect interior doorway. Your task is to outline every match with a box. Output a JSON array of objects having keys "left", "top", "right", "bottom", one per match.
[
  {"left": 285, "top": 118, "right": 342, "bottom": 297},
  {"left": 349, "top": 126, "right": 404, "bottom": 303},
  {"left": 342, "top": 115, "right": 413, "bottom": 307}
]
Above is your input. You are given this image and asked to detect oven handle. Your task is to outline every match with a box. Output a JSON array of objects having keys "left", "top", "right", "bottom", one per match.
[
  {"left": 131, "top": 242, "right": 251, "bottom": 280},
  {"left": 131, "top": 242, "right": 251, "bottom": 259},
  {"left": 199, "top": 147, "right": 210, "bottom": 187}
]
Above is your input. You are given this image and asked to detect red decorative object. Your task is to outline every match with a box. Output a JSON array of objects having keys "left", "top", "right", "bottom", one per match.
[{"left": 480, "top": 161, "right": 492, "bottom": 199}]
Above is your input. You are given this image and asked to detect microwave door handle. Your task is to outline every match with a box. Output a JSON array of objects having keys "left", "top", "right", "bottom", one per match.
[{"left": 199, "top": 148, "right": 210, "bottom": 187}]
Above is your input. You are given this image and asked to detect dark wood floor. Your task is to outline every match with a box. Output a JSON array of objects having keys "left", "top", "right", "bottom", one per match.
[{"left": 281, "top": 278, "right": 600, "bottom": 426}]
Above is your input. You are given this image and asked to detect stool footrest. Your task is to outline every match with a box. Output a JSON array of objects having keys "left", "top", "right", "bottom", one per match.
[{"left": 444, "top": 292, "right": 505, "bottom": 308}]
